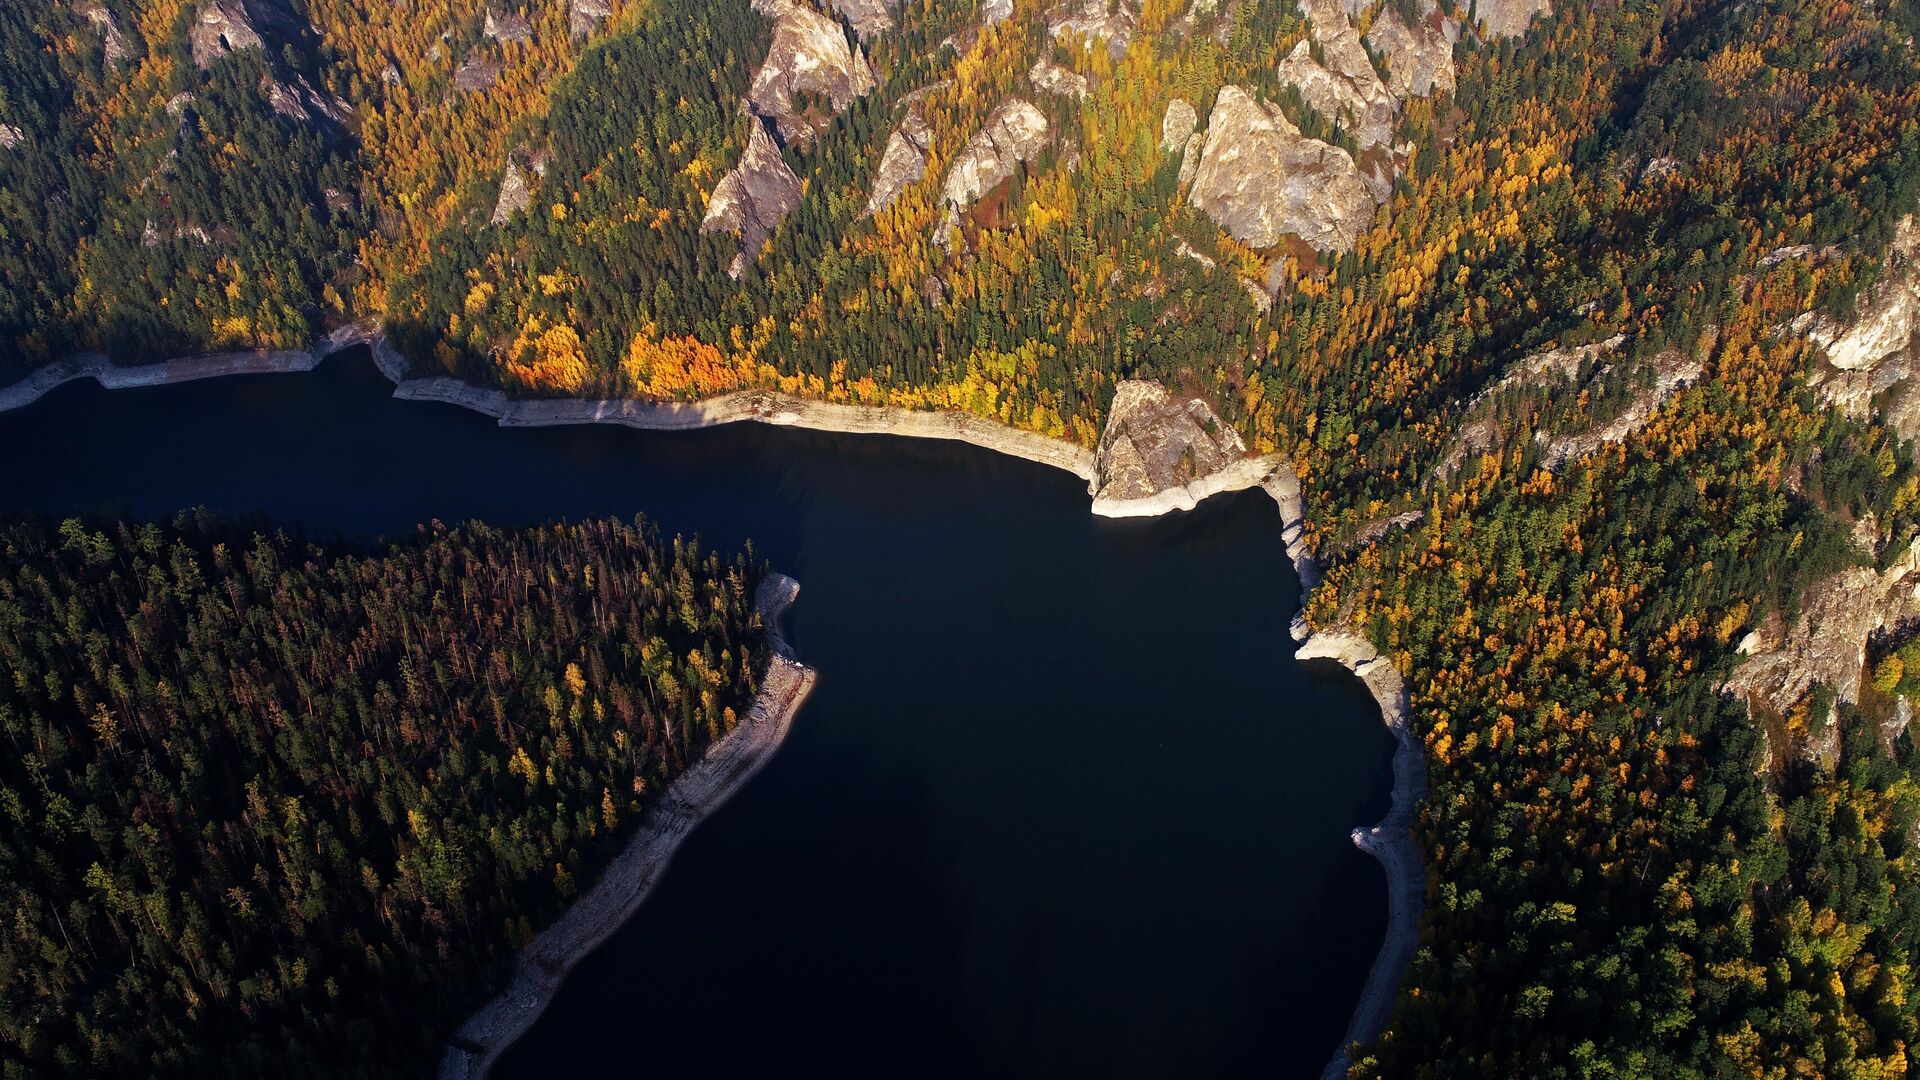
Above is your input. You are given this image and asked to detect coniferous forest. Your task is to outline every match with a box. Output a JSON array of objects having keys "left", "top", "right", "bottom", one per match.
[
  {"left": 3, "top": 0, "right": 1920, "bottom": 1076},
  {"left": 0, "top": 514, "right": 767, "bottom": 1077}
]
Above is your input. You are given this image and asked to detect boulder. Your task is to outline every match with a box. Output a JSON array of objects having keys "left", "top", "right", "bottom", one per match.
[
  {"left": 940, "top": 98, "right": 1049, "bottom": 215},
  {"left": 746, "top": 0, "right": 876, "bottom": 143},
  {"left": 1161, "top": 98, "right": 1197, "bottom": 152},
  {"left": 1092, "top": 380, "right": 1247, "bottom": 503},
  {"left": 863, "top": 105, "right": 932, "bottom": 216},
  {"left": 569, "top": 0, "right": 615, "bottom": 36},
  {"left": 702, "top": 120, "right": 804, "bottom": 278},
  {"left": 1365, "top": 4, "right": 1458, "bottom": 99},
  {"left": 1185, "top": 85, "right": 1376, "bottom": 253},
  {"left": 1029, "top": 57, "right": 1088, "bottom": 98},
  {"left": 1276, "top": 0, "right": 1396, "bottom": 150}
]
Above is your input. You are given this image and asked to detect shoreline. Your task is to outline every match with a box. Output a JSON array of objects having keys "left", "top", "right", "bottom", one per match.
[
  {"left": 437, "top": 573, "right": 816, "bottom": 1080},
  {"left": 0, "top": 330, "right": 1425, "bottom": 1071},
  {"left": 1265, "top": 472, "right": 1429, "bottom": 1080}
]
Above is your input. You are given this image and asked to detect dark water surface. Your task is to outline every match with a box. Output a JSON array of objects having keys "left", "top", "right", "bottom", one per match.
[{"left": 0, "top": 351, "right": 1393, "bottom": 1079}]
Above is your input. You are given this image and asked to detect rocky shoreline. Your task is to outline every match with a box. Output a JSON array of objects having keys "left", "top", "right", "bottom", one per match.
[
  {"left": 0, "top": 330, "right": 1425, "bottom": 1071},
  {"left": 1264, "top": 470, "right": 1429, "bottom": 1080},
  {"left": 437, "top": 573, "right": 815, "bottom": 1080}
]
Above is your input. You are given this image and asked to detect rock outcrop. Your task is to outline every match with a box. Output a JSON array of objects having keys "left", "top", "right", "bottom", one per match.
[
  {"left": 863, "top": 105, "right": 932, "bottom": 216},
  {"left": 189, "top": 0, "right": 267, "bottom": 68},
  {"left": 1433, "top": 335, "right": 1624, "bottom": 482},
  {"left": 1366, "top": 3, "right": 1459, "bottom": 99},
  {"left": 569, "top": 0, "right": 614, "bottom": 36},
  {"left": 484, "top": 9, "right": 534, "bottom": 44},
  {"left": 1185, "top": 85, "right": 1376, "bottom": 253},
  {"left": 702, "top": 120, "right": 804, "bottom": 278},
  {"left": 746, "top": 0, "right": 876, "bottom": 143},
  {"left": 1728, "top": 537, "right": 1920, "bottom": 715},
  {"left": 831, "top": 0, "right": 900, "bottom": 40},
  {"left": 1162, "top": 98, "right": 1197, "bottom": 152},
  {"left": 260, "top": 72, "right": 350, "bottom": 128},
  {"left": 1277, "top": 0, "right": 1396, "bottom": 150},
  {"left": 454, "top": 57, "right": 503, "bottom": 92},
  {"left": 74, "top": 0, "right": 134, "bottom": 67},
  {"left": 1473, "top": 0, "right": 1550, "bottom": 38},
  {"left": 0, "top": 125, "right": 22, "bottom": 151},
  {"left": 1029, "top": 57, "right": 1088, "bottom": 98},
  {"left": 1538, "top": 346, "right": 1705, "bottom": 471},
  {"left": 491, "top": 150, "right": 549, "bottom": 225},
  {"left": 1048, "top": 0, "right": 1138, "bottom": 57},
  {"left": 1802, "top": 216, "right": 1920, "bottom": 441},
  {"left": 940, "top": 98, "right": 1049, "bottom": 216},
  {"left": 1091, "top": 380, "right": 1247, "bottom": 505}
]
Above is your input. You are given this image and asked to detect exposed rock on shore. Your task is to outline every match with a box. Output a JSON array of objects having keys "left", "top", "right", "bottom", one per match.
[
  {"left": 1092, "top": 380, "right": 1246, "bottom": 505},
  {"left": 1185, "top": 85, "right": 1375, "bottom": 253},
  {"left": 438, "top": 574, "right": 816, "bottom": 1080},
  {"left": 746, "top": 0, "right": 875, "bottom": 143},
  {"left": 702, "top": 121, "right": 803, "bottom": 278}
]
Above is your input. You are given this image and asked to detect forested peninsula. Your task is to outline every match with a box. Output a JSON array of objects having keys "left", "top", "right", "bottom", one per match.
[
  {"left": 6, "top": 0, "right": 1920, "bottom": 1075},
  {"left": 0, "top": 513, "right": 782, "bottom": 1077}
]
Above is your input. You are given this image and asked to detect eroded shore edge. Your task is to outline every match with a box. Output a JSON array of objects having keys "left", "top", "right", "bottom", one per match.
[
  {"left": 437, "top": 573, "right": 815, "bottom": 1080},
  {"left": 0, "top": 329, "right": 1424, "bottom": 1072}
]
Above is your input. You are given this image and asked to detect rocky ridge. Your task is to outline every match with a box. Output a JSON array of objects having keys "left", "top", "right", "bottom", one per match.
[
  {"left": 1277, "top": 0, "right": 1397, "bottom": 151},
  {"left": 938, "top": 98, "right": 1050, "bottom": 231},
  {"left": 863, "top": 104, "right": 933, "bottom": 216},
  {"left": 745, "top": 0, "right": 876, "bottom": 143},
  {"left": 1801, "top": 215, "right": 1920, "bottom": 443}
]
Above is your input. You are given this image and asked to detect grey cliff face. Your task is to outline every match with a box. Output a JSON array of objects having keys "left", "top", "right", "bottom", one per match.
[
  {"left": 1802, "top": 216, "right": 1920, "bottom": 442},
  {"left": 189, "top": 0, "right": 267, "bottom": 68},
  {"left": 701, "top": 120, "right": 804, "bottom": 278},
  {"left": 830, "top": 0, "right": 902, "bottom": 40},
  {"left": 940, "top": 98, "right": 1050, "bottom": 216},
  {"left": 1277, "top": 0, "right": 1396, "bottom": 151},
  {"left": 1185, "top": 85, "right": 1376, "bottom": 253},
  {"left": 1093, "top": 380, "right": 1247, "bottom": 503},
  {"left": 1366, "top": 4, "right": 1459, "bottom": 99},
  {"left": 746, "top": 0, "right": 876, "bottom": 143},
  {"left": 1473, "top": 0, "right": 1551, "bottom": 38},
  {"left": 863, "top": 105, "right": 932, "bottom": 217}
]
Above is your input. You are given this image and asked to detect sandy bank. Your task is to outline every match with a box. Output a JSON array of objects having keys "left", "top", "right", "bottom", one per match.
[
  {"left": 437, "top": 573, "right": 815, "bottom": 1080},
  {"left": 1266, "top": 464, "right": 1429, "bottom": 1080}
]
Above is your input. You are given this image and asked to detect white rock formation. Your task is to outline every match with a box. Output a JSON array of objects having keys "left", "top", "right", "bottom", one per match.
[
  {"left": 0, "top": 125, "right": 23, "bottom": 151},
  {"left": 1366, "top": 4, "right": 1459, "bottom": 99},
  {"left": 702, "top": 121, "right": 804, "bottom": 278},
  {"left": 189, "top": 0, "right": 266, "bottom": 68},
  {"left": 569, "top": 0, "right": 614, "bottom": 36},
  {"left": 1802, "top": 215, "right": 1920, "bottom": 443},
  {"left": 746, "top": 0, "right": 876, "bottom": 143},
  {"left": 1185, "top": 85, "right": 1377, "bottom": 253},
  {"left": 831, "top": 0, "right": 901, "bottom": 40},
  {"left": 1048, "top": 0, "right": 1139, "bottom": 57},
  {"left": 1473, "top": 0, "right": 1550, "bottom": 38},
  {"left": 940, "top": 98, "right": 1050, "bottom": 215},
  {"left": 863, "top": 105, "right": 932, "bottom": 216},
  {"left": 74, "top": 0, "right": 134, "bottom": 66},
  {"left": 1092, "top": 380, "right": 1248, "bottom": 505},
  {"left": 1161, "top": 98, "right": 1197, "bottom": 152},
  {"left": 1278, "top": 0, "right": 1397, "bottom": 150},
  {"left": 1029, "top": 57, "right": 1089, "bottom": 98}
]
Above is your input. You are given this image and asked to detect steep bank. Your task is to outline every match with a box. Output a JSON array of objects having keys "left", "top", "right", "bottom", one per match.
[
  {"left": 1264, "top": 469, "right": 1429, "bottom": 1080},
  {"left": 438, "top": 573, "right": 816, "bottom": 1080}
]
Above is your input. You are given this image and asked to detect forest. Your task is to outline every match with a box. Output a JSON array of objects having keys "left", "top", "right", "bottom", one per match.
[
  {"left": 0, "top": 513, "right": 769, "bottom": 1077},
  {"left": 3, "top": 0, "right": 1920, "bottom": 1075}
]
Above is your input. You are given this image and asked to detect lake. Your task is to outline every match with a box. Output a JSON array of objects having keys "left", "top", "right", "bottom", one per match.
[{"left": 0, "top": 350, "right": 1393, "bottom": 1078}]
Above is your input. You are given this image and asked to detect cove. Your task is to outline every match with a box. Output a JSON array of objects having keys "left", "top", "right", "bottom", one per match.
[{"left": 0, "top": 350, "right": 1395, "bottom": 1078}]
